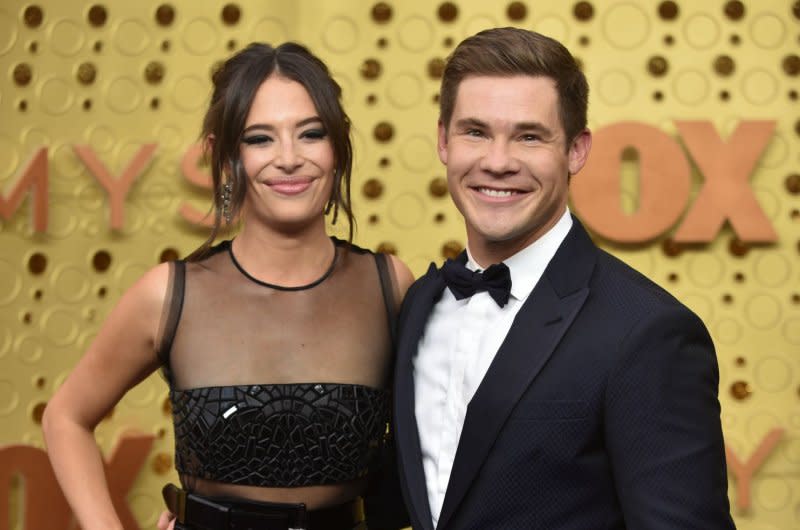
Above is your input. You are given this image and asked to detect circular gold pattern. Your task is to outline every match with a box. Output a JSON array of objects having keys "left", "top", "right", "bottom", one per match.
[
  {"left": 723, "top": 1, "right": 745, "bottom": 21},
  {"left": 667, "top": 272, "right": 679, "bottom": 283},
  {"left": 658, "top": 1, "right": 679, "bottom": 20},
  {"left": 28, "top": 41, "right": 38, "bottom": 53},
  {"left": 150, "top": 97, "right": 160, "bottom": 109},
  {"left": 794, "top": 1, "right": 800, "bottom": 19},
  {"left": 97, "top": 286, "right": 107, "bottom": 298},
  {"left": 713, "top": 55, "right": 735, "bottom": 76},
  {"left": 362, "top": 178, "right": 384, "bottom": 199},
  {"left": 87, "top": 5, "right": 108, "bottom": 27},
  {"left": 722, "top": 293, "right": 734, "bottom": 304},
  {"left": 647, "top": 55, "right": 669, "bottom": 77},
  {"left": 157, "top": 427, "right": 167, "bottom": 438},
  {"left": 443, "top": 36, "right": 453, "bottom": 47},
  {"left": 376, "top": 37, "right": 388, "bottom": 48},
  {"left": 35, "top": 376, "right": 46, "bottom": 388},
  {"left": 28, "top": 253, "right": 47, "bottom": 275},
  {"left": 573, "top": 1, "right": 594, "bottom": 21},
  {"left": 578, "top": 35, "right": 590, "bottom": 46},
  {"left": 23, "top": 5, "right": 44, "bottom": 28},
  {"left": 663, "top": 34, "right": 674, "bottom": 45},
  {"left": 32, "top": 402, "right": 47, "bottom": 424},
  {"left": 728, "top": 237, "right": 749, "bottom": 257},
  {"left": 429, "top": 177, "right": 448, "bottom": 198},
  {"left": 162, "top": 396, "right": 171, "bottom": 415},
  {"left": 730, "top": 380, "right": 752, "bottom": 400},
  {"left": 734, "top": 271, "right": 745, "bottom": 283},
  {"left": 735, "top": 356, "right": 746, "bottom": 367},
  {"left": 161, "top": 40, "right": 170, "bottom": 52},
  {"left": 360, "top": 58, "right": 382, "bottom": 80},
  {"left": 786, "top": 173, "right": 800, "bottom": 194},
  {"left": 152, "top": 452, "right": 172, "bottom": 475},
  {"left": 441, "top": 240, "right": 463, "bottom": 259},
  {"left": 13, "top": 63, "right": 32, "bottom": 86},
  {"left": 221, "top": 3, "right": 241, "bottom": 25},
  {"left": 792, "top": 209, "right": 800, "bottom": 221},
  {"left": 227, "top": 39, "right": 237, "bottom": 51},
  {"left": 82, "top": 99, "right": 92, "bottom": 111},
  {"left": 373, "top": 122, "right": 394, "bottom": 142},
  {"left": 661, "top": 238, "right": 682, "bottom": 257},
  {"left": 377, "top": 242, "right": 397, "bottom": 255},
  {"left": 379, "top": 157, "right": 390, "bottom": 168},
  {"left": 23, "top": 312, "right": 32, "bottom": 324},
  {"left": 719, "top": 90, "right": 730, "bottom": 101},
  {"left": 371, "top": 2, "right": 392, "bottom": 23},
  {"left": 93, "top": 41, "right": 103, "bottom": 53},
  {"left": 159, "top": 248, "right": 179, "bottom": 262},
  {"left": 729, "top": 34, "right": 741, "bottom": 45},
  {"left": 145, "top": 61, "right": 165, "bottom": 84},
  {"left": 434, "top": 212, "right": 446, "bottom": 223},
  {"left": 792, "top": 293, "right": 800, "bottom": 304},
  {"left": 653, "top": 90, "right": 664, "bottom": 101},
  {"left": 437, "top": 2, "right": 458, "bottom": 22},
  {"left": 155, "top": 4, "right": 175, "bottom": 26},
  {"left": 77, "top": 62, "right": 97, "bottom": 85},
  {"left": 788, "top": 89, "right": 798, "bottom": 101},
  {"left": 432, "top": 93, "right": 440, "bottom": 104},
  {"left": 428, "top": 57, "right": 445, "bottom": 79},
  {"left": 92, "top": 250, "right": 112, "bottom": 272},
  {"left": 507, "top": 2, "right": 527, "bottom": 21},
  {"left": 18, "top": 100, "right": 28, "bottom": 112},
  {"left": 33, "top": 289, "right": 43, "bottom": 300},
  {"left": 366, "top": 94, "right": 377, "bottom": 105},
  {"left": 782, "top": 55, "right": 800, "bottom": 76},
  {"left": 368, "top": 214, "right": 379, "bottom": 225}
]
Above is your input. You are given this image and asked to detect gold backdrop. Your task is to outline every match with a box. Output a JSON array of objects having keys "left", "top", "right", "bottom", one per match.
[{"left": 0, "top": 1, "right": 798, "bottom": 529}]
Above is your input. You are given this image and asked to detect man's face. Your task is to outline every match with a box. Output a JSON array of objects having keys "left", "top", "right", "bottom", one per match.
[{"left": 438, "top": 75, "right": 591, "bottom": 264}]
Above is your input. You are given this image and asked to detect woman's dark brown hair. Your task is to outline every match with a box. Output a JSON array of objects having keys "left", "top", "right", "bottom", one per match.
[{"left": 188, "top": 42, "right": 354, "bottom": 260}]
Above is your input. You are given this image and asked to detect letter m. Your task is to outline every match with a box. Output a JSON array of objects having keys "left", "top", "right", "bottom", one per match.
[{"left": 0, "top": 148, "right": 48, "bottom": 232}]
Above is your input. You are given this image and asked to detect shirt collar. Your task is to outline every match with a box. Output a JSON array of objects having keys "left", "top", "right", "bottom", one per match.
[{"left": 466, "top": 208, "right": 573, "bottom": 301}]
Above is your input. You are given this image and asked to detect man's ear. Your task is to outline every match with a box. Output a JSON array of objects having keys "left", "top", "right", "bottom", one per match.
[
  {"left": 437, "top": 120, "right": 448, "bottom": 165},
  {"left": 568, "top": 128, "right": 592, "bottom": 176}
]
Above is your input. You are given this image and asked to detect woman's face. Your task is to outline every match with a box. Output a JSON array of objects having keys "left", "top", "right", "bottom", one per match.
[{"left": 238, "top": 74, "right": 335, "bottom": 233}]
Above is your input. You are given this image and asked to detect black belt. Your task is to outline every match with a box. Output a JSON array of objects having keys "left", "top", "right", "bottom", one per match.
[{"left": 162, "top": 484, "right": 364, "bottom": 530}]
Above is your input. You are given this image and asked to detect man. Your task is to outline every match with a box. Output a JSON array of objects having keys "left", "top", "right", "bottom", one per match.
[{"left": 393, "top": 28, "right": 735, "bottom": 529}]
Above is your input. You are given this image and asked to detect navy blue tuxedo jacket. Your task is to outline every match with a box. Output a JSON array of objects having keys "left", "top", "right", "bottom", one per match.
[{"left": 394, "top": 218, "right": 735, "bottom": 529}]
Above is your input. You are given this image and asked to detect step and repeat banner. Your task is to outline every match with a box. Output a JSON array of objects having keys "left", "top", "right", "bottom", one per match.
[{"left": 0, "top": 1, "right": 798, "bottom": 528}]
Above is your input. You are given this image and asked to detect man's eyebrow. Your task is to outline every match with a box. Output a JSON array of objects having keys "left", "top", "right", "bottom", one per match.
[
  {"left": 513, "top": 121, "right": 554, "bottom": 135},
  {"left": 242, "top": 116, "right": 323, "bottom": 133},
  {"left": 453, "top": 117, "right": 489, "bottom": 130}
]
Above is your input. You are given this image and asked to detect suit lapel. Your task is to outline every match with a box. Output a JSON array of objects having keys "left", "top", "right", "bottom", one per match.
[
  {"left": 394, "top": 264, "right": 444, "bottom": 530},
  {"left": 436, "top": 218, "right": 597, "bottom": 529}
]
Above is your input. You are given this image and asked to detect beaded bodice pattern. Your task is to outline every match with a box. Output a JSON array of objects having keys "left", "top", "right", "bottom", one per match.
[
  {"left": 171, "top": 383, "right": 389, "bottom": 486},
  {"left": 157, "top": 239, "right": 396, "bottom": 488}
]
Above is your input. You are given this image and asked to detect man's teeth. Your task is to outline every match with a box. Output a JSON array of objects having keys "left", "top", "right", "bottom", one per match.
[{"left": 478, "top": 187, "right": 514, "bottom": 197}]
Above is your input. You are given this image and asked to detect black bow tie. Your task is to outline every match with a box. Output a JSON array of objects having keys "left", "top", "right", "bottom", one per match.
[{"left": 440, "top": 258, "right": 512, "bottom": 307}]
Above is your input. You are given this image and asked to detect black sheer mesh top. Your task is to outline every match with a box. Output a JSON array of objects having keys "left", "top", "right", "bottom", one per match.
[{"left": 156, "top": 239, "right": 398, "bottom": 488}]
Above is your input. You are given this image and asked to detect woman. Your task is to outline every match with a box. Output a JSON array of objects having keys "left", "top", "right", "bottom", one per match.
[{"left": 43, "top": 42, "right": 414, "bottom": 530}]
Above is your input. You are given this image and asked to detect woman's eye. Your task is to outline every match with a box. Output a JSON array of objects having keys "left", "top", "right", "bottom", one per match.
[
  {"left": 302, "top": 129, "right": 328, "bottom": 140},
  {"left": 242, "top": 135, "right": 272, "bottom": 145}
]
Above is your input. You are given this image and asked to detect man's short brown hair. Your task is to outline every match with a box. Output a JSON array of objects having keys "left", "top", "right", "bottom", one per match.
[{"left": 439, "top": 27, "right": 589, "bottom": 144}]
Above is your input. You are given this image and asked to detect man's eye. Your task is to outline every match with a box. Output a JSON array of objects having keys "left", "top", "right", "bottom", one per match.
[
  {"left": 520, "top": 134, "right": 539, "bottom": 142},
  {"left": 466, "top": 129, "right": 484, "bottom": 137},
  {"left": 242, "top": 135, "right": 272, "bottom": 145}
]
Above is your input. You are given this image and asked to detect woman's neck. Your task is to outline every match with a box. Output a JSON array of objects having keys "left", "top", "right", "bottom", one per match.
[{"left": 231, "top": 221, "right": 336, "bottom": 287}]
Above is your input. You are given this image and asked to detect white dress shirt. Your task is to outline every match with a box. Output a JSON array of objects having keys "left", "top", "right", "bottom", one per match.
[{"left": 413, "top": 209, "right": 573, "bottom": 527}]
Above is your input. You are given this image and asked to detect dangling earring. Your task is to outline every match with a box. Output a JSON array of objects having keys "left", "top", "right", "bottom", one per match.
[{"left": 221, "top": 181, "right": 233, "bottom": 224}]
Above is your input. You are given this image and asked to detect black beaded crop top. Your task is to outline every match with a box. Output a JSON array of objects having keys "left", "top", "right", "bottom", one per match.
[{"left": 156, "top": 239, "right": 398, "bottom": 488}]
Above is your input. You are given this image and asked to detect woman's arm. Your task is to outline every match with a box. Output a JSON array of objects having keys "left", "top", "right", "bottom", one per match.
[{"left": 42, "top": 263, "right": 171, "bottom": 530}]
